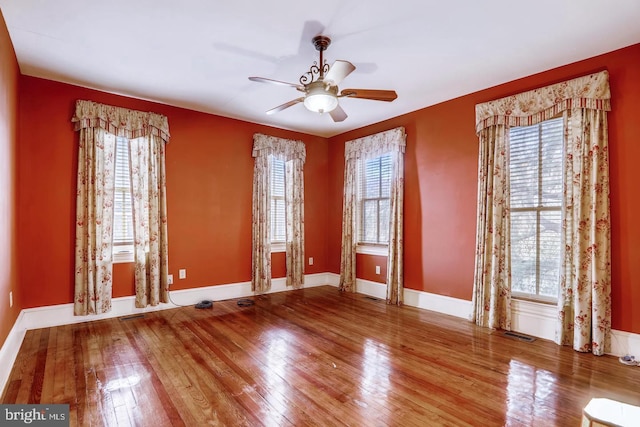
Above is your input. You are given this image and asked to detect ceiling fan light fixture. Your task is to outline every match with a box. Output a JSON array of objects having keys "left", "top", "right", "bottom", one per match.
[
  {"left": 248, "top": 34, "right": 397, "bottom": 121},
  {"left": 303, "top": 85, "right": 338, "bottom": 113}
]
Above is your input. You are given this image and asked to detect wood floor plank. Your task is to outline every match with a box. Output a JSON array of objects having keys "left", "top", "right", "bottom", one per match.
[
  {"left": 14, "top": 328, "right": 41, "bottom": 404},
  {"left": 51, "top": 326, "right": 68, "bottom": 404},
  {"left": 40, "top": 327, "right": 56, "bottom": 404},
  {"left": 3, "top": 286, "right": 640, "bottom": 426},
  {"left": 72, "top": 326, "right": 88, "bottom": 426}
]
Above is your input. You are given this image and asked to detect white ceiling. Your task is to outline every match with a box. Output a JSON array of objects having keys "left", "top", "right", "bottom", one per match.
[{"left": 1, "top": 0, "right": 639, "bottom": 137}]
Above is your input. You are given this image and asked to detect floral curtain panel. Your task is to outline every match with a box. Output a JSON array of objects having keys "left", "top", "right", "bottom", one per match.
[
  {"left": 73, "top": 128, "right": 116, "bottom": 315},
  {"left": 251, "top": 151, "right": 272, "bottom": 294},
  {"left": 252, "top": 134, "right": 306, "bottom": 293},
  {"left": 386, "top": 147, "right": 405, "bottom": 305},
  {"left": 339, "top": 155, "right": 357, "bottom": 293},
  {"left": 72, "top": 100, "right": 170, "bottom": 315},
  {"left": 129, "top": 135, "right": 170, "bottom": 308},
  {"left": 474, "top": 71, "right": 611, "bottom": 355},
  {"left": 285, "top": 158, "right": 305, "bottom": 288},
  {"left": 472, "top": 124, "right": 512, "bottom": 330},
  {"left": 558, "top": 107, "right": 611, "bottom": 355},
  {"left": 339, "top": 127, "right": 406, "bottom": 305}
]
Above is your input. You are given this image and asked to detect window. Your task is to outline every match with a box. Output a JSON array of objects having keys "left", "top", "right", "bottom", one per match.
[
  {"left": 509, "top": 117, "right": 563, "bottom": 301},
  {"left": 270, "top": 156, "right": 286, "bottom": 248},
  {"left": 357, "top": 153, "right": 392, "bottom": 246},
  {"left": 113, "top": 136, "right": 134, "bottom": 262}
]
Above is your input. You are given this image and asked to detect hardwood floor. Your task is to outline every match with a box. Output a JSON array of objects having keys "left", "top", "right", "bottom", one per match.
[{"left": 2, "top": 286, "right": 640, "bottom": 426}]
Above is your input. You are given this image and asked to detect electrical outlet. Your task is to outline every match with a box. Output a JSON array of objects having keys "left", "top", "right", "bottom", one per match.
[
  {"left": 375, "top": 265, "right": 381, "bottom": 275},
  {"left": 309, "top": 257, "right": 314, "bottom": 265},
  {"left": 179, "top": 269, "right": 186, "bottom": 279},
  {"left": 167, "top": 274, "right": 173, "bottom": 285},
  {"left": 9, "top": 291, "right": 13, "bottom": 308}
]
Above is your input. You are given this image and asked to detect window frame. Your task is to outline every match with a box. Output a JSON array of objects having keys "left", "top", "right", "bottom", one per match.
[
  {"left": 356, "top": 152, "right": 392, "bottom": 254},
  {"left": 509, "top": 117, "right": 564, "bottom": 303},
  {"left": 270, "top": 156, "right": 286, "bottom": 253},
  {"left": 112, "top": 136, "right": 134, "bottom": 263}
]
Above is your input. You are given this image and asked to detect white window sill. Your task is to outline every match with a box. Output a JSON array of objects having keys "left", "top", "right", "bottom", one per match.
[
  {"left": 271, "top": 242, "right": 285, "bottom": 253},
  {"left": 512, "top": 292, "right": 557, "bottom": 305},
  {"left": 356, "top": 245, "right": 388, "bottom": 256}
]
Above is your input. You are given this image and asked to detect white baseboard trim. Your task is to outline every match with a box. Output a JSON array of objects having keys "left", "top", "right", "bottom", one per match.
[
  {"left": 331, "top": 274, "right": 473, "bottom": 320},
  {"left": 404, "top": 288, "right": 473, "bottom": 319},
  {"left": 0, "top": 311, "right": 26, "bottom": 398},
  {"left": 326, "top": 272, "right": 340, "bottom": 287},
  {"left": 355, "top": 278, "right": 388, "bottom": 300},
  {"left": 610, "top": 329, "right": 640, "bottom": 358}
]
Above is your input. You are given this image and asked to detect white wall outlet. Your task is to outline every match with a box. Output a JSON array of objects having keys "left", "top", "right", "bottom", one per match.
[
  {"left": 309, "top": 257, "right": 314, "bottom": 265},
  {"left": 375, "top": 265, "right": 381, "bottom": 275},
  {"left": 179, "top": 269, "right": 186, "bottom": 279},
  {"left": 9, "top": 291, "right": 13, "bottom": 308},
  {"left": 167, "top": 274, "right": 173, "bottom": 285}
]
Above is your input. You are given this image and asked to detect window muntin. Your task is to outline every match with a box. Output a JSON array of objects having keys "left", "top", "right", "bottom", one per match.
[
  {"left": 357, "top": 153, "right": 392, "bottom": 246},
  {"left": 509, "top": 117, "right": 563, "bottom": 301}
]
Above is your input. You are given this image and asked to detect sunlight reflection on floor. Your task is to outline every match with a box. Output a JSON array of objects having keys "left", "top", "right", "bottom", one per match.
[
  {"left": 264, "top": 329, "right": 292, "bottom": 427},
  {"left": 506, "top": 359, "right": 557, "bottom": 425},
  {"left": 360, "top": 339, "right": 391, "bottom": 423}
]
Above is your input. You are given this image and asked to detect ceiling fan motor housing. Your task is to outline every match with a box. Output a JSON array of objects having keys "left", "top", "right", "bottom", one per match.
[{"left": 304, "top": 81, "right": 339, "bottom": 113}]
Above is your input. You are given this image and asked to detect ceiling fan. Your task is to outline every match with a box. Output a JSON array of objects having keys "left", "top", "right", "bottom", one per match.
[{"left": 248, "top": 35, "right": 397, "bottom": 122}]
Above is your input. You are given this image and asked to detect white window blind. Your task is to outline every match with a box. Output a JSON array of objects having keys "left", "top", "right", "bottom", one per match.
[
  {"left": 509, "top": 117, "right": 563, "bottom": 300},
  {"left": 357, "top": 153, "right": 392, "bottom": 245},
  {"left": 113, "top": 137, "right": 134, "bottom": 249},
  {"left": 271, "top": 157, "right": 286, "bottom": 243}
]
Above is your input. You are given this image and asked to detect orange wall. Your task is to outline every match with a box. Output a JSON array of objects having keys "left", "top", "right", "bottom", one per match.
[
  {"left": 0, "top": 10, "right": 20, "bottom": 349},
  {"left": 17, "top": 77, "right": 328, "bottom": 307},
  {"left": 356, "top": 254, "right": 387, "bottom": 283},
  {"left": 328, "top": 43, "right": 640, "bottom": 334}
]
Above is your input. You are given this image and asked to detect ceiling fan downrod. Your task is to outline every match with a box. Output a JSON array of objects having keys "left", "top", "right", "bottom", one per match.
[{"left": 300, "top": 35, "right": 332, "bottom": 85}]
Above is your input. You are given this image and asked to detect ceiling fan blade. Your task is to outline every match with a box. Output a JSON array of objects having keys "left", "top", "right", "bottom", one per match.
[
  {"left": 329, "top": 104, "right": 347, "bottom": 122},
  {"left": 266, "top": 98, "right": 305, "bottom": 115},
  {"left": 339, "top": 88, "right": 398, "bottom": 102},
  {"left": 249, "top": 77, "right": 304, "bottom": 91},
  {"left": 324, "top": 60, "right": 356, "bottom": 86}
]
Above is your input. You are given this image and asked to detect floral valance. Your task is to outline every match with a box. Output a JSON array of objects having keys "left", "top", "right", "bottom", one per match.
[
  {"left": 475, "top": 70, "right": 611, "bottom": 134},
  {"left": 71, "top": 100, "right": 170, "bottom": 144},
  {"left": 345, "top": 127, "right": 406, "bottom": 160},
  {"left": 252, "top": 133, "right": 306, "bottom": 162}
]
